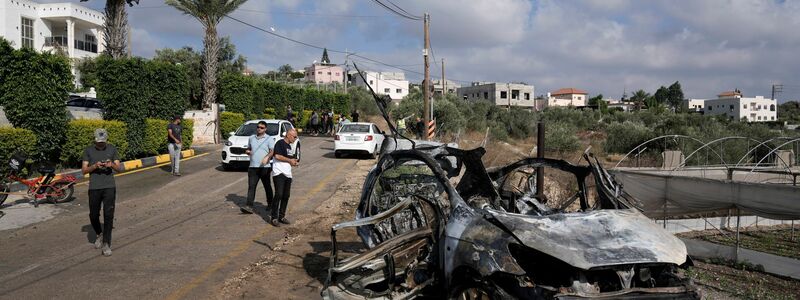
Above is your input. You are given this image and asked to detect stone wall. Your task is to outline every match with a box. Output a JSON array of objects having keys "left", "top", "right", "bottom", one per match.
[{"left": 183, "top": 104, "right": 219, "bottom": 145}]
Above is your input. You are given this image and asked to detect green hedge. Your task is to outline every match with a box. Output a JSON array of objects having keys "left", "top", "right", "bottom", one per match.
[
  {"left": 221, "top": 112, "right": 245, "bottom": 139},
  {"left": 96, "top": 56, "right": 190, "bottom": 158},
  {"left": 218, "top": 73, "right": 351, "bottom": 120},
  {"left": 61, "top": 119, "right": 128, "bottom": 164},
  {"left": 0, "top": 38, "right": 71, "bottom": 161},
  {"left": 0, "top": 127, "right": 37, "bottom": 172},
  {"left": 143, "top": 118, "right": 195, "bottom": 156}
]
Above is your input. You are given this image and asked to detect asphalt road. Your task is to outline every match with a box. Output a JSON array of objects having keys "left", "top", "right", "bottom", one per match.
[{"left": 0, "top": 136, "right": 357, "bottom": 299}]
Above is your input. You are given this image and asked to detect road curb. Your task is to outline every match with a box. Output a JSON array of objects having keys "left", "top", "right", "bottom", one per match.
[{"left": 6, "top": 149, "right": 197, "bottom": 193}]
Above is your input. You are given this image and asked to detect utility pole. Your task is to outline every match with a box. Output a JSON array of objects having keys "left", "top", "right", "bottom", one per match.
[
  {"left": 423, "top": 13, "right": 431, "bottom": 140},
  {"left": 441, "top": 58, "right": 446, "bottom": 95},
  {"left": 772, "top": 84, "right": 783, "bottom": 101}
]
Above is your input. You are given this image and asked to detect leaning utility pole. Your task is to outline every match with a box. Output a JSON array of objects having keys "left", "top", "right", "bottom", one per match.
[
  {"left": 772, "top": 84, "right": 783, "bottom": 101},
  {"left": 423, "top": 13, "right": 431, "bottom": 140},
  {"left": 441, "top": 58, "right": 446, "bottom": 95}
]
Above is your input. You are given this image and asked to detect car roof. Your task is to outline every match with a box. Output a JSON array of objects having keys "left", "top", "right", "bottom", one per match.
[
  {"left": 243, "top": 119, "right": 285, "bottom": 124},
  {"left": 341, "top": 122, "right": 375, "bottom": 126}
]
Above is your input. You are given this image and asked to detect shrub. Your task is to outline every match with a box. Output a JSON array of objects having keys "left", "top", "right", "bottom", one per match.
[
  {"left": 604, "top": 121, "right": 656, "bottom": 154},
  {"left": 142, "top": 118, "right": 194, "bottom": 155},
  {"left": 0, "top": 38, "right": 72, "bottom": 161},
  {"left": 219, "top": 73, "right": 255, "bottom": 119},
  {"left": 181, "top": 119, "right": 194, "bottom": 149},
  {"left": 221, "top": 112, "right": 245, "bottom": 139},
  {"left": 96, "top": 56, "right": 148, "bottom": 158},
  {"left": 146, "top": 61, "right": 190, "bottom": 120},
  {"left": 0, "top": 127, "right": 37, "bottom": 172},
  {"left": 433, "top": 98, "right": 466, "bottom": 134},
  {"left": 61, "top": 119, "right": 128, "bottom": 165},
  {"left": 545, "top": 122, "right": 580, "bottom": 153}
]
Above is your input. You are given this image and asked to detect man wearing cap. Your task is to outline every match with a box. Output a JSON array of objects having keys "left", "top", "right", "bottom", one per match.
[
  {"left": 167, "top": 116, "right": 183, "bottom": 176},
  {"left": 82, "top": 129, "right": 122, "bottom": 256}
]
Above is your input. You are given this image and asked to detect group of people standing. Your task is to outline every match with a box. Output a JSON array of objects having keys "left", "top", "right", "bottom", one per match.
[{"left": 306, "top": 109, "right": 360, "bottom": 136}]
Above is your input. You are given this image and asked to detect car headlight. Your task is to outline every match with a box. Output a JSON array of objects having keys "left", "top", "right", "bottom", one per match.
[{"left": 224, "top": 140, "right": 232, "bottom": 146}]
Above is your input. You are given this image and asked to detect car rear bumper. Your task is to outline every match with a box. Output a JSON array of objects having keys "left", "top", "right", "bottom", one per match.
[{"left": 334, "top": 141, "right": 377, "bottom": 153}]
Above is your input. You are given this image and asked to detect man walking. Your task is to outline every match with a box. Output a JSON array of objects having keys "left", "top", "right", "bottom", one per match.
[
  {"left": 241, "top": 121, "right": 273, "bottom": 214},
  {"left": 167, "top": 116, "right": 183, "bottom": 176},
  {"left": 82, "top": 129, "right": 122, "bottom": 256},
  {"left": 415, "top": 116, "right": 425, "bottom": 139},
  {"left": 351, "top": 110, "right": 360, "bottom": 123},
  {"left": 269, "top": 128, "right": 299, "bottom": 226}
]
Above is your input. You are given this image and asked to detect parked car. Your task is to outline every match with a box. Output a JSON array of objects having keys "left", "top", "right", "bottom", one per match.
[
  {"left": 321, "top": 140, "right": 700, "bottom": 299},
  {"left": 334, "top": 122, "right": 386, "bottom": 159},
  {"left": 220, "top": 119, "right": 297, "bottom": 170},
  {"left": 66, "top": 97, "right": 104, "bottom": 117}
]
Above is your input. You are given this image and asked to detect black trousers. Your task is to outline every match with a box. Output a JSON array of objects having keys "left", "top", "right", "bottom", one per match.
[
  {"left": 246, "top": 167, "right": 273, "bottom": 206},
  {"left": 270, "top": 174, "right": 292, "bottom": 220},
  {"left": 89, "top": 188, "right": 116, "bottom": 245}
]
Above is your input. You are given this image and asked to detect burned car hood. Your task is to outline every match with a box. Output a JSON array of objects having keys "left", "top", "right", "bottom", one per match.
[{"left": 487, "top": 209, "right": 687, "bottom": 270}]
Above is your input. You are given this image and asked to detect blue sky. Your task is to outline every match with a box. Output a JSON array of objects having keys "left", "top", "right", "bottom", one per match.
[{"left": 50, "top": 0, "right": 800, "bottom": 102}]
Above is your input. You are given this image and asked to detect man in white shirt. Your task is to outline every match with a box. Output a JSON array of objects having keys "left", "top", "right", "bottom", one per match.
[{"left": 269, "top": 128, "right": 299, "bottom": 226}]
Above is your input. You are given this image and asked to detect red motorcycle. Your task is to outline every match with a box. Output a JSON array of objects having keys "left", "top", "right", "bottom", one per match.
[{"left": 0, "top": 153, "right": 77, "bottom": 212}]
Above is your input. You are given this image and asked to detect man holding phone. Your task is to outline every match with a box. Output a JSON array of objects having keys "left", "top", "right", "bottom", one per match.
[{"left": 82, "top": 129, "right": 122, "bottom": 256}]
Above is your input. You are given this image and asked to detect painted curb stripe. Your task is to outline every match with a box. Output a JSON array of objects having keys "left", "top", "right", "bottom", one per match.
[{"left": 6, "top": 150, "right": 199, "bottom": 192}]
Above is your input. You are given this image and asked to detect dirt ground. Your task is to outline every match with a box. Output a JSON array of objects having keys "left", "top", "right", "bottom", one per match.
[
  {"left": 687, "top": 260, "right": 800, "bottom": 300},
  {"left": 215, "top": 159, "right": 374, "bottom": 299},
  {"left": 678, "top": 225, "right": 800, "bottom": 259}
]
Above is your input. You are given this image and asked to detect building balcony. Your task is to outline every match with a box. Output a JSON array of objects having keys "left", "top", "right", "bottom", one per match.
[{"left": 44, "top": 36, "right": 98, "bottom": 53}]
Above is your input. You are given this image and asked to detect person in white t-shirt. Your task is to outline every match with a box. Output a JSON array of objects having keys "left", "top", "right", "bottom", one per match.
[{"left": 268, "top": 128, "right": 299, "bottom": 226}]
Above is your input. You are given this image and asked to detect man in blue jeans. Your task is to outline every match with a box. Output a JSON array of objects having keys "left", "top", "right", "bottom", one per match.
[
  {"left": 167, "top": 116, "right": 183, "bottom": 176},
  {"left": 241, "top": 121, "right": 273, "bottom": 214},
  {"left": 82, "top": 129, "right": 122, "bottom": 256},
  {"left": 269, "top": 128, "right": 299, "bottom": 226}
]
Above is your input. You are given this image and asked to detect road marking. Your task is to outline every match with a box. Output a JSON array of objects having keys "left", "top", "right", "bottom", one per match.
[
  {"left": 75, "top": 153, "right": 210, "bottom": 187},
  {"left": 165, "top": 159, "right": 351, "bottom": 300}
]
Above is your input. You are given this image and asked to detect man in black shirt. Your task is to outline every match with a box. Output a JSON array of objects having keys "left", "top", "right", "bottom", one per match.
[
  {"left": 269, "top": 129, "right": 299, "bottom": 226},
  {"left": 351, "top": 110, "right": 360, "bottom": 123},
  {"left": 167, "top": 116, "right": 183, "bottom": 176},
  {"left": 82, "top": 129, "right": 122, "bottom": 256}
]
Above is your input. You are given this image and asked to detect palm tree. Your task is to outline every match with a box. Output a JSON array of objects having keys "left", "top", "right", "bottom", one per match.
[
  {"left": 630, "top": 89, "right": 651, "bottom": 111},
  {"left": 165, "top": 0, "right": 248, "bottom": 110},
  {"left": 80, "top": 0, "right": 139, "bottom": 58}
]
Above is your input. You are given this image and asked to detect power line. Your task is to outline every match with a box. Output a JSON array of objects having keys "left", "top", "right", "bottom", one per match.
[
  {"left": 384, "top": 0, "right": 421, "bottom": 19},
  {"left": 371, "top": 0, "right": 421, "bottom": 20}
]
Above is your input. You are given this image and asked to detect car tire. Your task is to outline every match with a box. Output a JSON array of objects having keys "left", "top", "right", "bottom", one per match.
[
  {"left": 370, "top": 146, "right": 378, "bottom": 159},
  {"left": 222, "top": 163, "right": 233, "bottom": 171}
]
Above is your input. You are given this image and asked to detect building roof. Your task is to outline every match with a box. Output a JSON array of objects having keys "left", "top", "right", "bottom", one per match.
[
  {"left": 551, "top": 88, "right": 587, "bottom": 95},
  {"left": 718, "top": 90, "right": 742, "bottom": 98}
]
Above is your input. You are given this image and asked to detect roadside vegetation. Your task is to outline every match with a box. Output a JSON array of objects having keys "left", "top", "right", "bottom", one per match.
[{"left": 679, "top": 225, "right": 800, "bottom": 259}]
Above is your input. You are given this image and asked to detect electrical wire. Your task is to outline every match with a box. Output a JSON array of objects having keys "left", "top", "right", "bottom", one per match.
[{"left": 371, "top": 0, "right": 421, "bottom": 20}]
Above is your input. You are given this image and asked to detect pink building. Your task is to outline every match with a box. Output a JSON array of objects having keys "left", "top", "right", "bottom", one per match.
[{"left": 304, "top": 49, "right": 344, "bottom": 84}]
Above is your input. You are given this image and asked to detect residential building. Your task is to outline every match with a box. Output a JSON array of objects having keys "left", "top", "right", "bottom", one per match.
[
  {"left": 304, "top": 49, "right": 344, "bottom": 84},
  {"left": 704, "top": 90, "right": 777, "bottom": 122},
  {"left": 432, "top": 79, "right": 460, "bottom": 96},
  {"left": 547, "top": 88, "right": 588, "bottom": 107},
  {"left": 457, "top": 82, "right": 535, "bottom": 108},
  {"left": 683, "top": 99, "right": 706, "bottom": 112},
  {"left": 352, "top": 71, "right": 409, "bottom": 101},
  {"left": 1, "top": 0, "right": 105, "bottom": 86}
]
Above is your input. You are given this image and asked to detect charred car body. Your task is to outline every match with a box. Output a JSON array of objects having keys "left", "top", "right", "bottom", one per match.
[{"left": 321, "top": 141, "right": 699, "bottom": 299}]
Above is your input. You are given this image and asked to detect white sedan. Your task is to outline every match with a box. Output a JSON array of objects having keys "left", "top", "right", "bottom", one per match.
[{"left": 334, "top": 123, "right": 386, "bottom": 158}]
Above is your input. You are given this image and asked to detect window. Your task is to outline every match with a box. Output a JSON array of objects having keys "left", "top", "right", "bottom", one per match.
[
  {"left": 511, "top": 90, "right": 519, "bottom": 99},
  {"left": 384, "top": 88, "right": 390, "bottom": 93},
  {"left": 396, "top": 88, "right": 402, "bottom": 93},
  {"left": 772, "top": 116, "right": 775, "bottom": 120},
  {"left": 327, "top": 72, "right": 331, "bottom": 75},
  {"left": 369, "top": 80, "right": 374, "bottom": 85},
  {"left": 757, "top": 116, "right": 762, "bottom": 120},
  {"left": 524, "top": 93, "right": 530, "bottom": 100},
  {"left": 500, "top": 91, "right": 507, "bottom": 99},
  {"left": 484, "top": 92, "right": 488, "bottom": 99},
  {"left": 21, "top": 17, "right": 34, "bottom": 48},
  {"left": 708, "top": 106, "right": 712, "bottom": 111},
  {"left": 318, "top": 71, "right": 322, "bottom": 74},
  {"left": 743, "top": 104, "right": 747, "bottom": 109},
  {"left": 770, "top": 104, "right": 776, "bottom": 111},
  {"left": 729, "top": 104, "right": 734, "bottom": 112}
]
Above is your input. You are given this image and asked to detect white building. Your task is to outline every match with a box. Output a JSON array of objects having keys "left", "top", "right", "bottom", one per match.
[
  {"left": 457, "top": 82, "right": 535, "bottom": 108},
  {"left": 1, "top": 0, "right": 105, "bottom": 85},
  {"left": 432, "top": 79, "right": 460, "bottom": 96},
  {"left": 352, "top": 71, "right": 409, "bottom": 101},
  {"left": 547, "top": 88, "right": 588, "bottom": 107},
  {"left": 704, "top": 91, "right": 777, "bottom": 122},
  {"left": 683, "top": 99, "right": 706, "bottom": 112}
]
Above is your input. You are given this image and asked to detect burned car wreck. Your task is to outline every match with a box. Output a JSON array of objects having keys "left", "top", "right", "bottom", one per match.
[{"left": 321, "top": 142, "right": 699, "bottom": 299}]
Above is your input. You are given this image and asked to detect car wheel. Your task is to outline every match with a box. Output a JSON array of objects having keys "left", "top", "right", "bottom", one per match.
[{"left": 222, "top": 163, "right": 233, "bottom": 171}]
